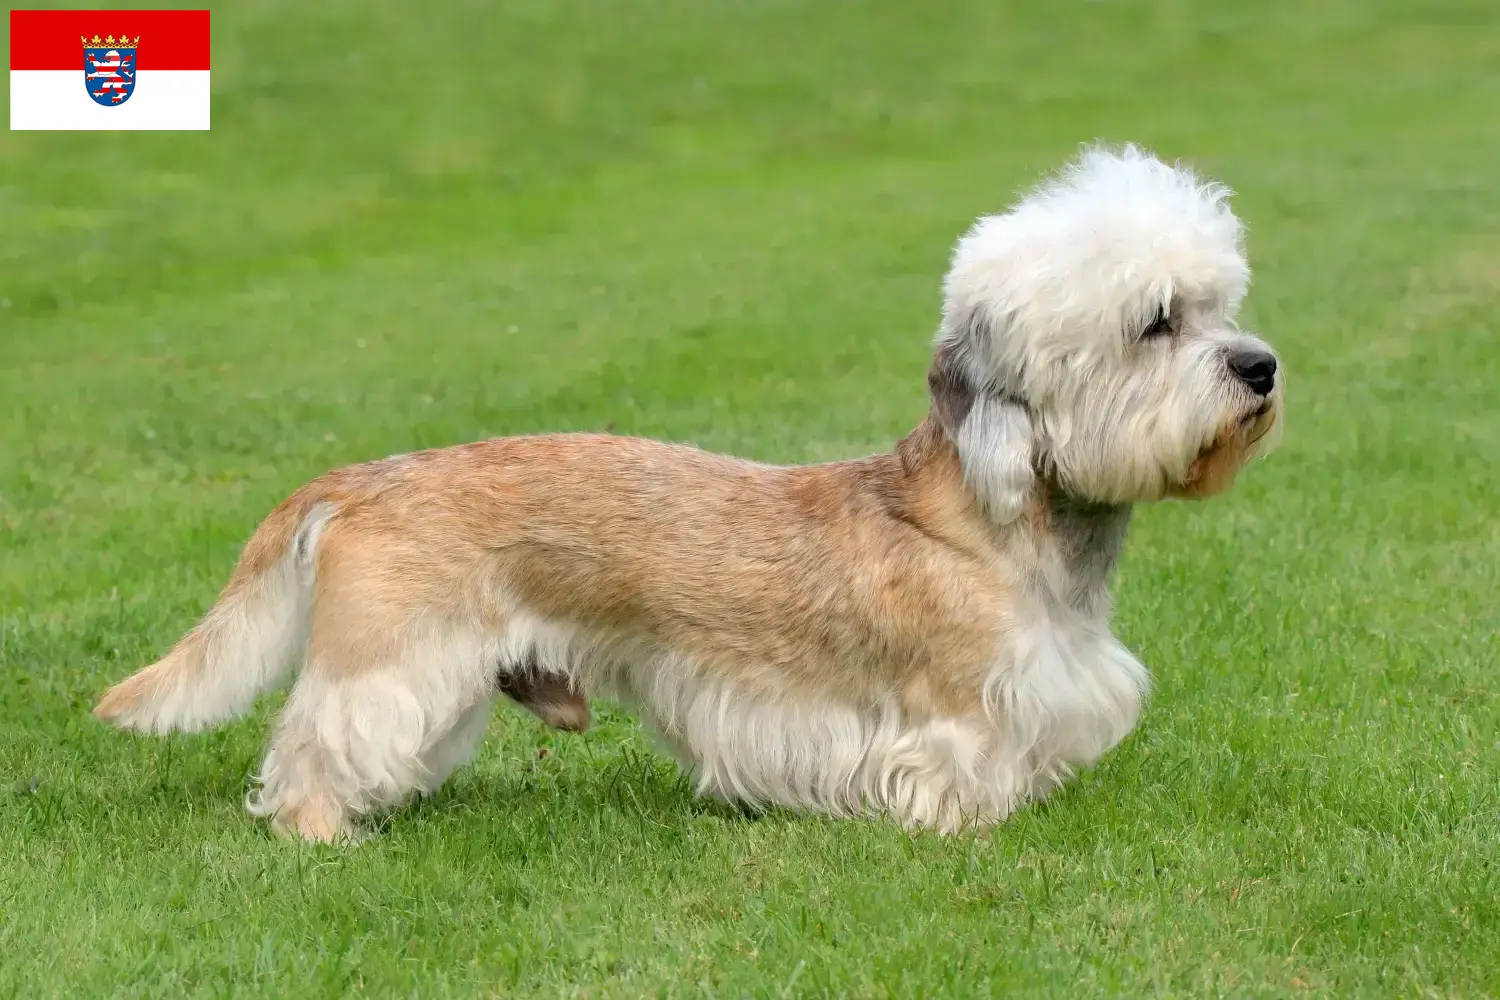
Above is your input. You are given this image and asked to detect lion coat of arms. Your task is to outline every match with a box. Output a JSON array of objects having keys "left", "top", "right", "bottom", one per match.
[{"left": 82, "top": 34, "right": 139, "bottom": 107}]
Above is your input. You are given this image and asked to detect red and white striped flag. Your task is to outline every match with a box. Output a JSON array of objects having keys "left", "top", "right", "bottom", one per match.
[{"left": 10, "top": 9, "right": 210, "bottom": 130}]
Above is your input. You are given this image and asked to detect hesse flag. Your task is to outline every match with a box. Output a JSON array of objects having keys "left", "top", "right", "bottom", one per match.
[{"left": 10, "top": 9, "right": 210, "bottom": 130}]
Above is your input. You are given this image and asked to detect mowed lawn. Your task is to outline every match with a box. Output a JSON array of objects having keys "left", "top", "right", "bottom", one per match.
[{"left": 2, "top": 0, "right": 1498, "bottom": 995}]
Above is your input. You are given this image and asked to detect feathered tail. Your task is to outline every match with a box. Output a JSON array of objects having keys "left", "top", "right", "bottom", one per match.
[{"left": 94, "top": 487, "right": 336, "bottom": 734}]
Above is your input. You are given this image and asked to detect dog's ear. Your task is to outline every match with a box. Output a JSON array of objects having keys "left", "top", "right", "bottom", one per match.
[
  {"left": 929, "top": 337, "right": 1035, "bottom": 523},
  {"left": 957, "top": 393, "right": 1035, "bottom": 522}
]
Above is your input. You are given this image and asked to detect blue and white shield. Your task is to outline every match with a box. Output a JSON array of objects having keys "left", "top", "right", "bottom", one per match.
[{"left": 84, "top": 46, "right": 137, "bottom": 106}]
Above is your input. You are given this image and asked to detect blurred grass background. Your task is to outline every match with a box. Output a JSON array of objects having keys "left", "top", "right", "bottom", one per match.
[{"left": 2, "top": 0, "right": 1498, "bottom": 995}]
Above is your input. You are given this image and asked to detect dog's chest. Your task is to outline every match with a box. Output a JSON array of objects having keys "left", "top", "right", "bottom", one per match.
[{"left": 986, "top": 497, "right": 1147, "bottom": 763}]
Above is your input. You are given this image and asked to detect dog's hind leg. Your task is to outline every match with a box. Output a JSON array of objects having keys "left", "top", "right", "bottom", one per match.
[
  {"left": 245, "top": 567, "right": 500, "bottom": 841},
  {"left": 416, "top": 694, "right": 497, "bottom": 791},
  {"left": 248, "top": 647, "right": 497, "bottom": 841}
]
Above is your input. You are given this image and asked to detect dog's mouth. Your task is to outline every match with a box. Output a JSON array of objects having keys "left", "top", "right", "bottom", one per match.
[
  {"left": 1238, "top": 398, "right": 1279, "bottom": 447},
  {"left": 1235, "top": 400, "right": 1272, "bottom": 437},
  {"left": 1199, "top": 400, "right": 1273, "bottom": 458},
  {"left": 1174, "top": 398, "right": 1280, "bottom": 498}
]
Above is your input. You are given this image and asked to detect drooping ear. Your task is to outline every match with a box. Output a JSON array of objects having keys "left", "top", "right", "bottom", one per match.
[
  {"left": 956, "top": 393, "right": 1035, "bottom": 522},
  {"left": 927, "top": 338, "right": 1036, "bottom": 523}
]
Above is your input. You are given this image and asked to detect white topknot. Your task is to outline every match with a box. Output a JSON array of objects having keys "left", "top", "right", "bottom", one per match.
[{"left": 942, "top": 144, "right": 1250, "bottom": 369}]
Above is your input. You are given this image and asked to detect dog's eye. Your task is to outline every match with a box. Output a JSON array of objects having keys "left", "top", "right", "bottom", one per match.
[{"left": 1142, "top": 308, "right": 1174, "bottom": 340}]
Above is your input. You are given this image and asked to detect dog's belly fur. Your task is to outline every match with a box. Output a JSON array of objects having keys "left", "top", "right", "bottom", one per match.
[{"left": 484, "top": 605, "right": 1145, "bottom": 831}]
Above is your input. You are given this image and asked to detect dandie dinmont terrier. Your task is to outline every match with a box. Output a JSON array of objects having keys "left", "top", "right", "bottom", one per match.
[{"left": 96, "top": 146, "right": 1281, "bottom": 841}]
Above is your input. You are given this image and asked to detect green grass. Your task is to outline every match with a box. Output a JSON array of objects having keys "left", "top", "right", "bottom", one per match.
[{"left": 2, "top": 0, "right": 1498, "bottom": 995}]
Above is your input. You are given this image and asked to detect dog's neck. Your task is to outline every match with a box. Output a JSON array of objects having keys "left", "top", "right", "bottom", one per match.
[
  {"left": 895, "top": 414, "right": 1132, "bottom": 620},
  {"left": 1018, "top": 479, "right": 1132, "bottom": 619}
]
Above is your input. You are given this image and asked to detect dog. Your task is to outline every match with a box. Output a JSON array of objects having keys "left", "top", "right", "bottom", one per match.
[{"left": 95, "top": 145, "right": 1281, "bottom": 841}]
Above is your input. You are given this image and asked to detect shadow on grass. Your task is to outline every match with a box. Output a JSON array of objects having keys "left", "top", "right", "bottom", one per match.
[{"left": 393, "top": 741, "right": 761, "bottom": 838}]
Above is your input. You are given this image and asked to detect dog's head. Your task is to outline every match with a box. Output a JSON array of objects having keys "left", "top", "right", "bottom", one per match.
[{"left": 930, "top": 145, "right": 1282, "bottom": 519}]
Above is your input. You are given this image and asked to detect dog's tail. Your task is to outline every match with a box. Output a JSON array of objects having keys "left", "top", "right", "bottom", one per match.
[{"left": 94, "top": 486, "right": 337, "bottom": 735}]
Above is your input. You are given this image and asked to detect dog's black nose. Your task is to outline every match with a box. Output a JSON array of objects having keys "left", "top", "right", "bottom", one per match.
[{"left": 1227, "top": 349, "right": 1277, "bottom": 396}]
